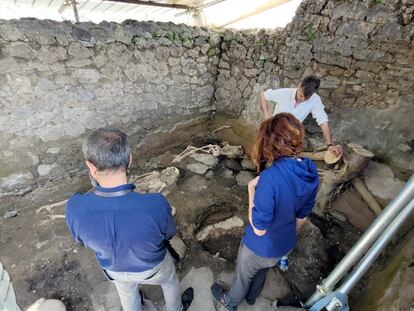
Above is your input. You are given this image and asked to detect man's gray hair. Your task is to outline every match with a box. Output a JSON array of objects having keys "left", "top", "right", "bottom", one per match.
[{"left": 82, "top": 128, "right": 130, "bottom": 171}]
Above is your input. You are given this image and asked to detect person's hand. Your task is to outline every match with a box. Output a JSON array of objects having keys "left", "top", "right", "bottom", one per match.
[
  {"left": 328, "top": 144, "right": 343, "bottom": 157},
  {"left": 248, "top": 176, "right": 260, "bottom": 190}
]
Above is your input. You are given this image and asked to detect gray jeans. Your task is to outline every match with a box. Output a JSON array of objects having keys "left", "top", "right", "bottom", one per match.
[
  {"left": 106, "top": 253, "right": 182, "bottom": 311},
  {"left": 227, "top": 242, "right": 281, "bottom": 307}
]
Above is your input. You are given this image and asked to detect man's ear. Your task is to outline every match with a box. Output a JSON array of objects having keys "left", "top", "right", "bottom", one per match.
[
  {"left": 85, "top": 161, "right": 97, "bottom": 175},
  {"left": 128, "top": 154, "right": 132, "bottom": 168}
]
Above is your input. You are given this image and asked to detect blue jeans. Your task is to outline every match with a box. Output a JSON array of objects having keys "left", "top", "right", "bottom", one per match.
[{"left": 106, "top": 253, "right": 182, "bottom": 311}]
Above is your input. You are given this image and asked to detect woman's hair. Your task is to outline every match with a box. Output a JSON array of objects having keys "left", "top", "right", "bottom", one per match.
[{"left": 251, "top": 113, "right": 304, "bottom": 172}]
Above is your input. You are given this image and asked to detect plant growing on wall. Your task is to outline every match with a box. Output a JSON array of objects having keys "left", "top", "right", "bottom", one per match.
[
  {"left": 131, "top": 34, "right": 141, "bottom": 45},
  {"left": 306, "top": 24, "right": 317, "bottom": 43}
]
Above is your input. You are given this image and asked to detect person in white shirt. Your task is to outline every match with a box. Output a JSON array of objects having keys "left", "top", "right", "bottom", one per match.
[{"left": 259, "top": 75, "right": 342, "bottom": 156}]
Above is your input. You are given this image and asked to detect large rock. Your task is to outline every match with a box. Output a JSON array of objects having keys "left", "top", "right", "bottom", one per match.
[
  {"left": 196, "top": 216, "right": 244, "bottom": 241},
  {"left": 334, "top": 188, "right": 375, "bottom": 231},
  {"left": 236, "top": 171, "right": 256, "bottom": 186},
  {"left": 0, "top": 172, "right": 34, "bottom": 193},
  {"left": 169, "top": 234, "right": 187, "bottom": 259},
  {"left": 363, "top": 162, "right": 404, "bottom": 204},
  {"left": 131, "top": 167, "right": 179, "bottom": 196},
  {"left": 241, "top": 158, "right": 256, "bottom": 171},
  {"left": 261, "top": 268, "right": 292, "bottom": 301},
  {"left": 217, "top": 168, "right": 237, "bottom": 187},
  {"left": 186, "top": 163, "right": 210, "bottom": 175},
  {"left": 189, "top": 153, "right": 218, "bottom": 168},
  {"left": 282, "top": 221, "right": 328, "bottom": 301},
  {"left": 180, "top": 267, "right": 215, "bottom": 311},
  {"left": 222, "top": 159, "right": 243, "bottom": 172}
]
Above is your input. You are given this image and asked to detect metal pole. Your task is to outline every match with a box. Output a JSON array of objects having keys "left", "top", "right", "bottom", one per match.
[
  {"left": 175, "top": 0, "right": 227, "bottom": 17},
  {"left": 338, "top": 197, "right": 414, "bottom": 294},
  {"left": 72, "top": 1, "right": 80, "bottom": 23},
  {"left": 305, "top": 175, "right": 414, "bottom": 307}
]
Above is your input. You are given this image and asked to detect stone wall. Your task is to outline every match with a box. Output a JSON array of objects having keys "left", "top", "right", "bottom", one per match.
[
  {"left": 215, "top": 0, "right": 414, "bottom": 171},
  {"left": 0, "top": 19, "right": 222, "bottom": 204},
  {"left": 1, "top": 0, "right": 413, "bottom": 211}
]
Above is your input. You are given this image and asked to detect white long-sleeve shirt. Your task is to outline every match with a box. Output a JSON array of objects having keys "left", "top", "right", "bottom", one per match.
[{"left": 264, "top": 88, "right": 329, "bottom": 125}]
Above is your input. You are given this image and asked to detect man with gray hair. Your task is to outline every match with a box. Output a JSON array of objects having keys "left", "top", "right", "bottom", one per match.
[{"left": 66, "top": 128, "right": 193, "bottom": 311}]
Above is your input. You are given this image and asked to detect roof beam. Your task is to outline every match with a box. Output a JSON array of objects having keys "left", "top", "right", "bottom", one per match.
[{"left": 103, "top": 0, "right": 191, "bottom": 10}]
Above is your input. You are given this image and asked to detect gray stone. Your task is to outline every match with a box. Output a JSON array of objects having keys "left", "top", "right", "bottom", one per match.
[
  {"left": 3, "top": 211, "right": 18, "bottom": 219},
  {"left": 195, "top": 216, "right": 244, "bottom": 241},
  {"left": 261, "top": 268, "right": 291, "bottom": 301},
  {"left": 363, "top": 162, "right": 404, "bottom": 204},
  {"left": 209, "top": 33, "right": 222, "bottom": 47},
  {"left": 180, "top": 267, "right": 215, "bottom": 311},
  {"left": 222, "top": 159, "right": 243, "bottom": 172},
  {"left": 34, "top": 78, "right": 58, "bottom": 93},
  {"left": 68, "top": 42, "right": 94, "bottom": 58},
  {"left": 169, "top": 235, "right": 187, "bottom": 259},
  {"left": 73, "top": 69, "right": 101, "bottom": 84},
  {"left": 217, "top": 169, "right": 236, "bottom": 187},
  {"left": 186, "top": 163, "right": 210, "bottom": 175},
  {"left": 0, "top": 172, "right": 35, "bottom": 192},
  {"left": 241, "top": 158, "right": 256, "bottom": 171},
  {"left": 72, "top": 25, "right": 93, "bottom": 43},
  {"left": 46, "top": 147, "right": 60, "bottom": 154},
  {"left": 236, "top": 171, "right": 256, "bottom": 186},
  {"left": 283, "top": 221, "right": 328, "bottom": 300},
  {"left": 189, "top": 153, "right": 218, "bottom": 168},
  {"left": 4, "top": 42, "right": 36, "bottom": 59},
  {"left": 37, "top": 164, "right": 62, "bottom": 177},
  {"left": 78, "top": 89, "right": 96, "bottom": 103}
]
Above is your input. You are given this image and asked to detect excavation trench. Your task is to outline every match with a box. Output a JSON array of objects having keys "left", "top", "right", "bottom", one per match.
[{"left": 0, "top": 131, "right": 371, "bottom": 309}]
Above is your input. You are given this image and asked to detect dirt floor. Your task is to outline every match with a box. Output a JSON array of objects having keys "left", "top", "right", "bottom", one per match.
[{"left": 1, "top": 132, "right": 368, "bottom": 310}]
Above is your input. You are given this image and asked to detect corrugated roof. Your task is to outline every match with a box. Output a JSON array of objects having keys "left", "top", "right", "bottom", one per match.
[{"left": 0, "top": 0, "right": 301, "bottom": 29}]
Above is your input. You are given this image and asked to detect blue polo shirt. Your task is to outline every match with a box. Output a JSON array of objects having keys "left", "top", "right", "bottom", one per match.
[
  {"left": 66, "top": 184, "right": 176, "bottom": 272},
  {"left": 243, "top": 157, "right": 319, "bottom": 258}
]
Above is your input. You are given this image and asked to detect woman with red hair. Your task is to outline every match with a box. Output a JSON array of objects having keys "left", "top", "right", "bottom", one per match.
[{"left": 211, "top": 113, "right": 319, "bottom": 310}]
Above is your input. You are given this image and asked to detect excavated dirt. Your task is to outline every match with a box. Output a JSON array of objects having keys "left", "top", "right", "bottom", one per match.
[{"left": 0, "top": 132, "right": 368, "bottom": 310}]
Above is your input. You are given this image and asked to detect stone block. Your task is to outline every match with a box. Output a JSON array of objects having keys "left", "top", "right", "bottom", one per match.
[
  {"left": 189, "top": 153, "right": 218, "bottom": 168},
  {"left": 363, "top": 161, "right": 404, "bottom": 204},
  {"left": 37, "top": 164, "right": 63, "bottom": 177},
  {"left": 72, "top": 68, "right": 101, "bottom": 84},
  {"left": 186, "top": 163, "right": 210, "bottom": 175},
  {"left": 0, "top": 172, "right": 34, "bottom": 193},
  {"left": 236, "top": 171, "right": 256, "bottom": 186}
]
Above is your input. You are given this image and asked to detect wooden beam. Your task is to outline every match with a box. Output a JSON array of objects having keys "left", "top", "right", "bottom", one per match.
[{"left": 103, "top": 0, "right": 191, "bottom": 10}]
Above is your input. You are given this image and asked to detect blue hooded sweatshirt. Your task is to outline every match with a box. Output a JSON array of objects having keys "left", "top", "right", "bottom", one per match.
[{"left": 243, "top": 157, "right": 319, "bottom": 258}]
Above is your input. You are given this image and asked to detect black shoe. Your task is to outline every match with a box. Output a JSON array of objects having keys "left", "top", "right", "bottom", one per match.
[
  {"left": 245, "top": 297, "right": 256, "bottom": 305},
  {"left": 210, "top": 282, "right": 237, "bottom": 311},
  {"left": 182, "top": 287, "right": 194, "bottom": 311}
]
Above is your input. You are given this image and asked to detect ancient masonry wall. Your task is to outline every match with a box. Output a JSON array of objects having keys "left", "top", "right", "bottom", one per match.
[
  {"left": 0, "top": 19, "right": 222, "bottom": 203},
  {"left": 0, "top": 0, "right": 413, "bottom": 210},
  {"left": 215, "top": 0, "right": 414, "bottom": 171}
]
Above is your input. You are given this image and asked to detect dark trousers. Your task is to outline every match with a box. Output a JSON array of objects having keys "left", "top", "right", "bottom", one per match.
[{"left": 226, "top": 242, "right": 280, "bottom": 307}]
